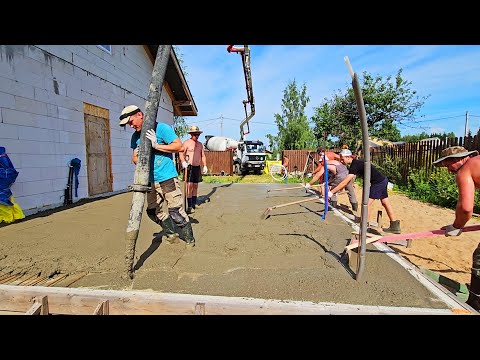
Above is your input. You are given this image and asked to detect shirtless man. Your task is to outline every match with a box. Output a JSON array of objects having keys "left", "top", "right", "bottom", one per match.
[
  {"left": 432, "top": 146, "right": 480, "bottom": 311},
  {"left": 179, "top": 126, "right": 208, "bottom": 214}
]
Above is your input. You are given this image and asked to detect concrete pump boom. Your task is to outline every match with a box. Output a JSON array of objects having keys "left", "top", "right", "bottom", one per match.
[{"left": 227, "top": 45, "right": 255, "bottom": 142}]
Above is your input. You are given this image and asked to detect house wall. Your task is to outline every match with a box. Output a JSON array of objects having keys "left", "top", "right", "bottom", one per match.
[{"left": 0, "top": 45, "right": 175, "bottom": 214}]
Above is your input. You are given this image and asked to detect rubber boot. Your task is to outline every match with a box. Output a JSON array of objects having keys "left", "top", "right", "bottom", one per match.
[
  {"left": 466, "top": 244, "right": 480, "bottom": 311},
  {"left": 161, "top": 217, "right": 180, "bottom": 244},
  {"left": 383, "top": 220, "right": 401, "bottom": 234},
  {"left": 351, "top": 202, "right": 358, "bottom": 212},
  {"left": 329, "top": 200, "right": 336, "bottom": 211},
  {"left": 181, "top": 222, "right": 196, "bottom": 247}
]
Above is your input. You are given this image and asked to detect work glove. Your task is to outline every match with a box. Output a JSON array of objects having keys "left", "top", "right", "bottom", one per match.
[
  {"left": 182, "top": 161, "right": 189, "bottom": 169},
  {"left": 327, "top": 191, "right": 333, "bottom": 198},
  {"left": 306, "top": 173, "right": 312, "bottom": 178},
  {"left": 442, "top": 224, "right": 463, "bottom": 237},
  {"left": 203, "top": 165, "right": 208, "bottom": 174},
  {"left": 304, "top": 183, "right": 312, "bottom": 189},
  {"left": 145, "top": 129, "right": 158, "bottom": 148}
]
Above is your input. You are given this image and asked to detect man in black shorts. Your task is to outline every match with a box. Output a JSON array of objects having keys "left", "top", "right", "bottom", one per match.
[{"left": 328, "top": 149, "right": 401, "bottom": 233}]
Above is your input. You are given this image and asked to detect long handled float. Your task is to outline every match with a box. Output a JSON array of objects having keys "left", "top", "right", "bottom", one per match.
[{"left": 341, "top": 224, "right": 480, "bottom": 268}]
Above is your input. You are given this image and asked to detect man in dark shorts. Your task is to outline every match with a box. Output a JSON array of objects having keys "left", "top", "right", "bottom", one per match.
[
  {"left": 179, "top": 126, "right": 208, "bottom": 214},
  {"left": 329, "top": 149, "right": 401, "bottom": 233}
]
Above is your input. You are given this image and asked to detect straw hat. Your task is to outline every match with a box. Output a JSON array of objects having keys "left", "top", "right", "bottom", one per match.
[
  {"left": 432, "top": 146, "right": 478, "bottom": 166},
  {"left": 187, "top": 125, "right": 203, "bottom": 134}
]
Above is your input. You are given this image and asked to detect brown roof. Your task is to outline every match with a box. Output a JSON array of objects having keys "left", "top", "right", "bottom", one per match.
[{"left": 144, "top": 45, "right": 198, "bottom": 117}]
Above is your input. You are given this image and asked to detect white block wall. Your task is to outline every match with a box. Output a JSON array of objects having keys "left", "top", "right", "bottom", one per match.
[{"left": 0, "top": 45, "right": 176, "bottom": 214}]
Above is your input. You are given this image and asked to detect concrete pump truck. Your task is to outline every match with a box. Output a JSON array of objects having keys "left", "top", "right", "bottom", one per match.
[{"left": 204, "top": 45, "right": 267, "bottom": 175}]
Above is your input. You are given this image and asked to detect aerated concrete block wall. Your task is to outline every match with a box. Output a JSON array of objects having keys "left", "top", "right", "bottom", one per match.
[{"left": 0, "top": 45, "right": 174, "bottom": 214}]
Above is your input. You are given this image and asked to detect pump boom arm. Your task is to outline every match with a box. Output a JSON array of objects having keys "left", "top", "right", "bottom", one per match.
[{"left": 227, "top": 45, "right": 255, "bottom": 141}]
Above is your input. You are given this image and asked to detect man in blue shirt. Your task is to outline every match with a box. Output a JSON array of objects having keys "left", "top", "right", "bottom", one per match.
[{"left": 119, "top": 105, "right": 195, "bottom": 247}]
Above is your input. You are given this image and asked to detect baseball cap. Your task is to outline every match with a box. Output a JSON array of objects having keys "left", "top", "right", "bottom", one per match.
[
  {"left": 119, "top": 105, "right": 141, "bottom": 126},
  {"left": 340, "top": 149, "right": 353, "bottom": 157}
]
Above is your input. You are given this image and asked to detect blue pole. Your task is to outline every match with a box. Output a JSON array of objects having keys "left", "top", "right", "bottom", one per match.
[{"left": 322, "top": 153, "right": 328, "bottom": 220}]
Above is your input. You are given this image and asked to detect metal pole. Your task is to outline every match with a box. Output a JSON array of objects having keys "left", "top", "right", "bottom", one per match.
[
  {"left": 345, "top": 56, "right": 370, "bottom": 282},
  {"left": 124, "top": 45, "right": 171, "bottom": 279},
  {"left": 465, "top": 111, "right": 469, "bottom": 138}
]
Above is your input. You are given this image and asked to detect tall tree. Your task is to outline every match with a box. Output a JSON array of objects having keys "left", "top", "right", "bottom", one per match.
[
  {"left": 268, "top": 79, "right": 316, "bottom": 152},
  {"left": 311, "top": 69, "right": 429, "bottom": 150},
  {"left": 172, "top": 45, "right": 189, "bottom": 138}
]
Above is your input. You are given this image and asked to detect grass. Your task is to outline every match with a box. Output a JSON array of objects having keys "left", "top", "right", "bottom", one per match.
[{"left": 197, "top": 173, "right": 306, "bottom": 184}]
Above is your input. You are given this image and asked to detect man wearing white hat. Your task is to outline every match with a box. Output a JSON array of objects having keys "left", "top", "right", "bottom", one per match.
[
  {"left": 119, "top": 105, "right": 196, "bottom": 247},
  {"left": 179, "top": 125, "right": 208, "bottom": 214},
  {"left": 433, "top": 145, "right": 480, "bottom": 311}
]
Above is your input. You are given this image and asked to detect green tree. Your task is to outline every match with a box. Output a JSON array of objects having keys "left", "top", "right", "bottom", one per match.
[
  {"left": 311, "top": 69, "right": 429, "bottom": 150},
  {"left": 172, "top": 45, "right": 189, "bottom": 138},
  {"left": 268, "top": 79, "right": 316, "bottom": 152}
]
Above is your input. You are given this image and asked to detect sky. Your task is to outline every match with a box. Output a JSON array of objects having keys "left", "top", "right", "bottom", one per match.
[{"left": 177, "top": 45, "right": 480, "bottom": 147}]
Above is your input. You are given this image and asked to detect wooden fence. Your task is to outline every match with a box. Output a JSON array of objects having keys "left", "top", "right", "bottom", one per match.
[
  {"left": 370, "top": 135, "right": 480, "bottom": 182},
  {"left": 204, "top": 150, "right": 233, "bottom": 175},
  {"left": 175, "top": 150, "right": 233, "bottom": 176},
  {"left": 281, "top": 150, "right": 321, "bottom": 173}
]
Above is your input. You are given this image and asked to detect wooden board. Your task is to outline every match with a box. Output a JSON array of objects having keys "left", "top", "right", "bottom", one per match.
[{"left": 0, "top": 284, "right": 462, "bottom": 315}]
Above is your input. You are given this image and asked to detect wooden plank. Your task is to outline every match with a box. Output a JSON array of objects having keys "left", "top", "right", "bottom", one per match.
[
  {"left": 195, "top": 302, "right": 206, "bottom": 315},
  {"left": 93, "top": 300, "right": 109, "bottom": 315},
  {"left": 43, "top": 274, "right": 69, "bottom": 287},
  {"left": 25, "top": 302, "right": 42, "bottom": 315},
  {"left": 25, "top": 296, "right": 49, "bottom": 315},
  {"left": 0, "top": 284, "right": 460, "bottom": 315},
  {"left": 53, "top": 272, "right": 88, "bottom": 288},
  {"left": 347, "top": 224, "right": 480, "bottom": 250},
  {"left": 345, "top": 235, "right": 383, "bottom": 250}
]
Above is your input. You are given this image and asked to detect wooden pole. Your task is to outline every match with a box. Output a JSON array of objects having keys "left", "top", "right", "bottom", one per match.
[{"left": 124, "top": 45, "right": 171, "bottom": 279}]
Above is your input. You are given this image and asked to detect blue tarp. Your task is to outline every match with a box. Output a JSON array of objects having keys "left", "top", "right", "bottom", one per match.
[
  {"left": 0, "top": 146, "right": 18, "bottom": 206},
  {"left": 0, "top": 147, "right": 19, "bottom": 206}
]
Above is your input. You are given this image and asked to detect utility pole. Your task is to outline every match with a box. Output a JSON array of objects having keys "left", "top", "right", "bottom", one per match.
[
  {"left": 465, "top": 111, "right": 469, "bottom": 138},
  {"left": 123, "top": 45, "right": 171, "bottom": 280},
  {"left": 220, "top": 114, "right": 223, "bottom": 136}
]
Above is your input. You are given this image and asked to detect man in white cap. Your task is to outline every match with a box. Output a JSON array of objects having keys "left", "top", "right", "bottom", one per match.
[
  {"left": 432, "top": 145, "right": 480, "bottom": 310},
  {"left": 305, "top": 148, "right": 358, "bottom": 211},
  {"left": 329, "top": 148, "right": 401, "bottom": 234},
  {"left": 119, "top": 105, "right": 196, "bottom": 247},
  {"left": 179, "top": 125, "right": 208, "bottom": 214}
]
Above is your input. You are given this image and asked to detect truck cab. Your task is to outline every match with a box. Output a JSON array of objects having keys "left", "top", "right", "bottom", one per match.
[{"left": 233, "top": 140, "right": 266, "bottom": 175}]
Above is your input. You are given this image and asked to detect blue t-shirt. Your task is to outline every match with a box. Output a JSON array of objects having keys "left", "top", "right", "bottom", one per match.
[{"left": 130, "top": 122, "right": 179, "bottom": 183}]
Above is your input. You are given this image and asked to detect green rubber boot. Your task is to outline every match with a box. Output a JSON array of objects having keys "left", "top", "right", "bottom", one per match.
[
  {"left": 181, "top": 222, "right": 196, "bottom": 248},
  {"left": 383, "top": 220, "right": 401, "bottom": 234},
  {"left": 161, "top": 217, "right": 180, "bottom": 244}
]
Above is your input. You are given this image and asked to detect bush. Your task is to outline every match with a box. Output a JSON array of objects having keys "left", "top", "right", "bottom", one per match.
[{"left": 404, "top": 167, "right": 480, "bottom": 213}]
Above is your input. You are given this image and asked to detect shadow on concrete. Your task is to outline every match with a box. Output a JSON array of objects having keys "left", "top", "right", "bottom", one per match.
[{"left": 0, "top": 191, "right": 128, "bottom": 228}]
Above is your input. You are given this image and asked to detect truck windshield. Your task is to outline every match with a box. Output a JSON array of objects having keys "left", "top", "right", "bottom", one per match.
[{"left": 246, "top": 144, "right": 265, "bottom": 153}]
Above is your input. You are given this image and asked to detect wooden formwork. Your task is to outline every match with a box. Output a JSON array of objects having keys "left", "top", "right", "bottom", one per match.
[{"left": 0, "top": 284, "right": 474, "bottom": 315}]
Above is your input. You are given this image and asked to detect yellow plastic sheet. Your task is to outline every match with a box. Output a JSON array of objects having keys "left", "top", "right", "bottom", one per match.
[
  {"left": 0, "top": 196, "right": 25, "bottom": 224},
  {"left": 264, "top": 160, "right": 282, "bottom": 175}
]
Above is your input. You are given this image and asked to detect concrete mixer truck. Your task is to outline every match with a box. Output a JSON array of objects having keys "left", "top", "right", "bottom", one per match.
[{"left": 204, "top": 135, "right": 266, "bottom": 175}]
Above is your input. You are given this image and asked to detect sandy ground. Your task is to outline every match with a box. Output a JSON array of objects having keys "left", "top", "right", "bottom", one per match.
[
  {"left": 334, "top": 186, "right": 480, "bottom": 286},
  {"left": 1, "top": 181, "right": 476, "bottom": 310}
]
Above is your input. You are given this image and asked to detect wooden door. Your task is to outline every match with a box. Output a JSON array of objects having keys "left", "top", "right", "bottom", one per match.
[{"left": 84, "top": 113, "right": 112, "bottom": 196}]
